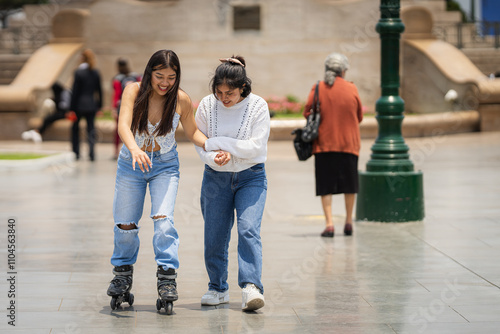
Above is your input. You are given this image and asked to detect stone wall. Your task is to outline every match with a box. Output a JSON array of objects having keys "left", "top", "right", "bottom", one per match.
[
  {"left": 5, "top": 0, "right": 482, "bottom": 115},
  {"left": 84, "top": 0, "right": 381, "bottom": 109}
]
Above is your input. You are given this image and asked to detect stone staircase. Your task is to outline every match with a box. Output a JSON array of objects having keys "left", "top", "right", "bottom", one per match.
[
  {"left": 0, "top": 54, "right": 30, "bottom": 85},
  {"left": 0, "top": 23, "right": 50, "bottom": 85},
  {"left": 402, "top": 0, "right": 500, "bottom": 76},
  {"left": 462, "top": 48, "right": 500, "bottom": 76}
]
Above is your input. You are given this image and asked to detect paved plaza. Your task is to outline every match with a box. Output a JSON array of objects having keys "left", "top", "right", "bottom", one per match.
[{"left": 0, "top": 131, "right": 500, "bottom": 333}]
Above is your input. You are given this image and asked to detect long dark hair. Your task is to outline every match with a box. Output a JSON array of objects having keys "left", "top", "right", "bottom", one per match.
[
  {"left": 210, "top": 55, "right": 251, "bottom": 98},
  {"left": 131, "top": 50, "right": 181, "bottom": 136}
]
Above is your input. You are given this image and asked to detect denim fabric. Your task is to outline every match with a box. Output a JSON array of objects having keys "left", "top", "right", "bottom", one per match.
[
  {"left": 201, "top": 163, "right": 267, "bottom": 293},
  {"left": 72, "top": 111, "right": 96, "bottom": 159},
  {"left": 111, "top": 146, "right": 180, "bottom": 270}
]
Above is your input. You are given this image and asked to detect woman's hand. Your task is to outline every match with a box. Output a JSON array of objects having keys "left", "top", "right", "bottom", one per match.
[
  {"left": 214, "top": 151, "right": 231, "bottom": 166},
  {"left": 130, "top": 148, "right": 152, "bottom": 172}
]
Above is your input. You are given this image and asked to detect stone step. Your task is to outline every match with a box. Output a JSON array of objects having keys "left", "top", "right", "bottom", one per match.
[
  {"left": 433, "top": 11, "right": 462, "bottom": 23},
  {"left": 0, "top": 70, "right": 20, "bottom": 84},
  {"left": 462, "top": 49, "right": 500, "bottom": 75},
  {"left": 0, "top": 54, "right": 30, "bottom": 85},
  {"left": 0, "top": 54, "right": 30, "bottom": 62},
  {"left": 403, "top": 0, "right": 447, "bottom": 12}
]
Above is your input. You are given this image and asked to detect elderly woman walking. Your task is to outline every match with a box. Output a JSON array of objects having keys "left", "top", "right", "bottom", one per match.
[{"left": 304, "top": 53, "right": 363, "bottom": 238}]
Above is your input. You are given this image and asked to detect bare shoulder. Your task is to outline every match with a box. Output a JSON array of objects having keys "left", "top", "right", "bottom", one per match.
[
  {"left": 122, "top": 81, "right": 140, "bottom": 98},
  {"left": 177, "top": 89, "right": 193, "bottom": 115}
]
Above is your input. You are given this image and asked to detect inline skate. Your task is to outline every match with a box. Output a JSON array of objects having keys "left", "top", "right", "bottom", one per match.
[
  {"left": 156, "top": 266, "right": 178, "bottom": 315},
  {"left": 107, "top": 265, "right": 134, "bottom": 310}
]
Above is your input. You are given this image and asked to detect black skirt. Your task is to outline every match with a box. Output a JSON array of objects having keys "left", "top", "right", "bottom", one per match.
[{"left": 315, "top": 152, "right": 359, "bottom": 196}]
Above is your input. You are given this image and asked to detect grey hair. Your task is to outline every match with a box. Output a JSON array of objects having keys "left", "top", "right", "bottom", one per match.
[{"left": 324, "top": 53, "right": 349, "bottom": 86}]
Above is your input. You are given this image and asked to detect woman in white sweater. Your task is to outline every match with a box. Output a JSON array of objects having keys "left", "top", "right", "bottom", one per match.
[{"left": 195, "top": 56, "right": 270, "bottom": 312}]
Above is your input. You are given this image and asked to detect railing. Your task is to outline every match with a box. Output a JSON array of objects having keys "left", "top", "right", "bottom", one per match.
[
  {"left": 433, "top": 21, "right": 500, "bottom": 49},
  {"left": 0, "top": 25, "right": 51, "bottom": 54}
]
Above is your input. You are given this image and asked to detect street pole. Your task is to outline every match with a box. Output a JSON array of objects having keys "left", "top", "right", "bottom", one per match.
[
  {"left": 470, "top": 0, "right": 476, "bottom": 22},
  {"left": 355, "top": 0, "right": 424, "bottom": 222}
]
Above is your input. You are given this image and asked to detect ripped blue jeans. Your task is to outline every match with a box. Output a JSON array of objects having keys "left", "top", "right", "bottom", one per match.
[{"left": 111, "top": 146, "right": 180, "bottom": 271}]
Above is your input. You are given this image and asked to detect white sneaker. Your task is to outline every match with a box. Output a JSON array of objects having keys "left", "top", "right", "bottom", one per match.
[
  {"left": 201, "top": 290, "right": 229, "bottom": 306},
  {"left": 30, "top": 130, "right": 42, "bottom": 143},
  {"left": 21, "top": 130, "right": 32, "bottom": 141},
  {"left": 21, "top": 130, "right": 42, "bottom": 143},
  {"left": 241, "top": 284, "right": 265, "bottom": 311}
]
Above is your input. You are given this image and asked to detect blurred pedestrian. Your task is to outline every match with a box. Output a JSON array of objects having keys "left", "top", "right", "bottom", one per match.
[
  {"left": 111, "top": 57, "right": 141, "bottom": 159},
  {"left": 303, "top": 53, "right": 363, "bottom": 238},
  {"left": 69, "top": 49, "right": 103, "bottom": 161},
  {"left": 195, "top": 55, "right": 270, "bottom": 312},
  {"left": 21, "top": 82, "right": 71, "bottom": 143}
]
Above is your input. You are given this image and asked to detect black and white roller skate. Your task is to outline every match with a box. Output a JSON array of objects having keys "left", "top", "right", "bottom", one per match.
[
  {"left": 156, "top": 266, "right": 178, "bottom": 315},
  {"left": 107, "top": 265, "right": 134, "bottom": 310}
]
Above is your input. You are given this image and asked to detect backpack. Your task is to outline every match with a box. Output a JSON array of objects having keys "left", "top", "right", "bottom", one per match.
[
  {"left": 116, "top": 73, "right": 140, "bottom": 113},
  {"left": 120, "top": 73, "right": 139, "bottom": 92},
  {"left": 58, "top": 89, "right": 72, "bottom": 112}
]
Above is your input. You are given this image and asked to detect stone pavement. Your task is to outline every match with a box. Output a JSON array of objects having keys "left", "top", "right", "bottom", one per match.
[{"left": 0, "top": 132, "right": 499, "bottom": 333}]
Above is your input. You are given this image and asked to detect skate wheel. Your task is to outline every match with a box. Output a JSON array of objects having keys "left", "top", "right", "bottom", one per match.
[
  {"left": 156, "top": 299, "right": 162, "bottom": 311},
  {"left": 127, "top": 293, "right": 134, "bottom": 306},
  {"left": 166, "top": 302, "right": 173, "bottom": 315},
  {"left": 110, "top": 297, "right": 118, "bottom": 310}
]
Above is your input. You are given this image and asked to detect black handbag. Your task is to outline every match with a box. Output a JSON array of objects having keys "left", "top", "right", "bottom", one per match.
[
  {"left": 301, "top": 81, "right": 321, "bottom": 142},
  {"left": 292, "top": 82, "right": 321, "bottom": 161},
  {"left": 292, "top": 128, "right": 313, "bottom": 161}
]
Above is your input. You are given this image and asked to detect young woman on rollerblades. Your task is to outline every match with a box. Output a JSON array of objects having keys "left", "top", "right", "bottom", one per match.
[
  {"left": 107, "top": 49, "right": 207, "bottom": 315},
  {"left": 194, "top": 56, "right": 270, "bottom": 312}
]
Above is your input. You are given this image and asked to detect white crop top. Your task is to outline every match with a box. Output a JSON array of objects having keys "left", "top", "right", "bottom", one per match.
[
  {"left": 134, "top": 113, "right": 180, "bottom": 154},
  {"left": 131, "top": 82, "right": 180, "bottom": 154}
]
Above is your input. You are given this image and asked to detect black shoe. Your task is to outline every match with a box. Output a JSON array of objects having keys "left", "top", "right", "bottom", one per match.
[
  {"left": 320, "top": 226, "right": 334, "bottom": 238},
  {"left": 344, "top": 223, "right": 353, "bottom": 236}
]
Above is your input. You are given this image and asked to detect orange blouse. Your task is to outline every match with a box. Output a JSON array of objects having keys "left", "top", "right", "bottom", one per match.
[{"left": 303, "top": 78, "right": 363, "bottom": 156}]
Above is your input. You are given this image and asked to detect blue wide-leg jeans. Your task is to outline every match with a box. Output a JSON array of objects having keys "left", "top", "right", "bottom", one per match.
[
  {"left": 201, "top": 163, "right": 267, "bottom": 293},
  {"left": 111, "top": 146, "right": 180, "bottom": 271}
]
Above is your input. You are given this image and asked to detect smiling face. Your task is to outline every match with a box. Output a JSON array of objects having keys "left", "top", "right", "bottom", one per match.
[
  {"left": 215, "top": 83, "right": 244, "bottom": 108},
  {"left": 151, "top": 67, "right": 177, "bottom": 96}
]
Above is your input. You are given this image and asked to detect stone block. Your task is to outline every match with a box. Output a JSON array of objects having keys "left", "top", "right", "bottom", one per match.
[
  {"left": 51, "top": 9, "right": 89, "bottom": 42},
  {"left": 0, "top": 112, "right": 30, "bottom": 140},
  {"left": 478, "top": 104, "right": 500, "bottom": 131}
]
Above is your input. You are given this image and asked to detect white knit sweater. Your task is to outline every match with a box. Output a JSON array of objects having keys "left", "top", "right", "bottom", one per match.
[{"left": 195, "top": 93, "right": 270, "bottom": 172}]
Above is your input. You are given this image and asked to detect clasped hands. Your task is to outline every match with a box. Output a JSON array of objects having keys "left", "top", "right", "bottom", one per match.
[
  {"left": 203, "top": 140, "right": 231, "bottom": 167},
  {"left": 214, "top": 150, "right": 231, "bottom": 166}
]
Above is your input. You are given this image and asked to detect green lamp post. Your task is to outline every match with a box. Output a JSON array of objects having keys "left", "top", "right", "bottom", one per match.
[{"left": 355, "top": 0, "right": 424, "bottom": 222}]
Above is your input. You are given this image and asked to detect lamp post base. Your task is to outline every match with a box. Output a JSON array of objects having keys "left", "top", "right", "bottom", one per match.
[{"left": 356, "top": 171, "right": 424, "bottom": 222}]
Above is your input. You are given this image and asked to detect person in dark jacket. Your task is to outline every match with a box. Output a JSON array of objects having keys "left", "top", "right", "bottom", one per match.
[
  {"left": 69, "top": 49, "right": 103, "bottom": 161},
  {"left": 21, "top": 82, "right": 71, "bottom": 143}
]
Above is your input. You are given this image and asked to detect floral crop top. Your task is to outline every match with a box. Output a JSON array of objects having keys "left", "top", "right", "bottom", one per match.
[{"left": 134, "top": 112, "right": 180, "bottom": 154}]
